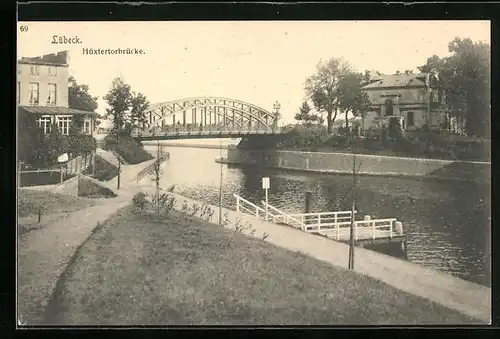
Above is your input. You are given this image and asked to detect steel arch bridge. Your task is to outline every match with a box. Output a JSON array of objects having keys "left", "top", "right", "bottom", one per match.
[{"left": 133, "top": 97, "right": 283, "bottom": 140}]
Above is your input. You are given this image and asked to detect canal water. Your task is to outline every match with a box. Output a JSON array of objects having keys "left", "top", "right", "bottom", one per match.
[{"left": 145, "top": 143, "right": 491, "bottom": 287}]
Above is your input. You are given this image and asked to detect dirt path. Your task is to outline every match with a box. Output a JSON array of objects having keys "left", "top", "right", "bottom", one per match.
[
  {"left": 16, "top": 158, "right": 154, "bottom": 325},
  {"left": 17, "top": 198, "right": 131, "bottom": 325}
]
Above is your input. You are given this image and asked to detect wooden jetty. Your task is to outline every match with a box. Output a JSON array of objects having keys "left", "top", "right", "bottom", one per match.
[{"left": 233, "top": 194, "right": 407, "bottom": 253}]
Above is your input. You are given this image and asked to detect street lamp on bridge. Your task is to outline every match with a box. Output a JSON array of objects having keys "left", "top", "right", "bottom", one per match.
[{"left": 273, "top": 100, "right": 281, "bottom": 128}]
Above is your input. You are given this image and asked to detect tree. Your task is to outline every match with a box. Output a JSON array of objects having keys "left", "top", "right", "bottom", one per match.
[
  {"left": 339, "top": 72, "right": 372, "bottom": 131},
  {"left": 294, "top": 101, "right": 323, "bottom": 126},
  {"left": 418, "top": 37, "right": 490, "bottom": 137},
  {"left": 305, "top": 57, "right": 354, "bottom": 133},
  {"left": 103, "top": 77, "right": 132, "bottom": 136},
  {"left": 130, "top": 91, "right": 150, "bottom": 132},
  {"left": 18, "top": 110, "right": 47, "bottom": 167},
  {"left": 68, "top": 76, "right": 99, "bottom": 112}
]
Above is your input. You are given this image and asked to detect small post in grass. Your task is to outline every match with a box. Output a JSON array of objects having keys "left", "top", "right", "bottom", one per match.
[{"left": 37, "top": 207, "right": 41, "bottom": 223}]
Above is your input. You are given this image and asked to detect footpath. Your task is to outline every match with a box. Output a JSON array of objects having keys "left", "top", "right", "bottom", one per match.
[
  {"left": 17, "top": 156, "right": 158, "bottom": 325},
  {"left": 134, "top": 183, "right": 491, "bottom": 324}
]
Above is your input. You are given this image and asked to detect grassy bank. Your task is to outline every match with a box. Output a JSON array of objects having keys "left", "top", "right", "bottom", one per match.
[
  {"left": 103, "top": 135, "right": 154, "bottom": 164},
  {"left": 82, "top": 155, "right": 119, "bottom": 181},
  {"left": 18, "top": 190, "right": 96, "bottom": 235},
  {"left": 47, "top": 204, "right": 478, "bottom": 325},
  {"left": 268, "top": 126, "right": 490, "bottom": 162}
]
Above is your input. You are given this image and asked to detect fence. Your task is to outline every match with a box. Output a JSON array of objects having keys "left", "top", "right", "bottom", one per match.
[{"left": 136, "top": 153, "right": 170, "bottom": 183}]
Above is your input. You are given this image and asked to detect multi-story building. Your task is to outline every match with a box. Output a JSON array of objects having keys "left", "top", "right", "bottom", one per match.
[
  {"left": 361, "top": 73, "right": 448, "bottom": 132},
  {"left": 17, "top": 51, "right": 97, "bottom": 136}
]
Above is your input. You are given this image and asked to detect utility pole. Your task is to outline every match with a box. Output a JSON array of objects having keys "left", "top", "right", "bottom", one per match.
[
  {"left": 348, "top": 140, "right": 362, "bottom": 270},
  {"left": 218, "top": 138, "right": 223, "bottom": 227},
  {"left": 155, "top": 140, "right": 161, "bottom": 215}
]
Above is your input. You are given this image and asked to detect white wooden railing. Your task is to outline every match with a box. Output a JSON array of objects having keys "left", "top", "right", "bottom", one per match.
[
  {"left": 234, "top": 194, "right": 402, "bottom": 241},
  {"left": 260, "top": 201, "right": 305, "bottom": 230},
  {"left": 234, "top": 194, "right": 283, "bottom": 223},
  {"left": 260, "top": 200, "right": 400, "bottom": 241},
  {"left": 313, "top": 218, "right": 397, "bottom": 241}
]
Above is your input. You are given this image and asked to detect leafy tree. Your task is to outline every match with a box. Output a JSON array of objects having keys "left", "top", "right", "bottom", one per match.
[
  {"left": 18, "top": 110, "right": 47, "bottom": 167},
  {"left": 305, "top": 57, "right": 354, "bottom": 133},
  {"left": 104, "top": 77, "right": 132, "bottom": 136},
  {"left": 294, "top": 101, "right": 323, "bottom": 126},
  {"left": 130, "top": 91, "right": 150, "bottom": 131},
  {"left": 339, "top": 72, "right": 372, "bottom": 131},
  {"left": 68, "top": 76, "right": 99, "bottom": 111},
  {"left": 418, "top": 37, "right": 490, "bottom": 137}
]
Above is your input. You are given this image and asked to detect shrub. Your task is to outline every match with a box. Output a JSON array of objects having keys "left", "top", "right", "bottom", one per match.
[
  {"left": 149, "top": 192, "right": 176, "bottom": 215},
  {"left": 132, "top": 192, "right": 148, "bottom": 211},
  {"left": 103, "top": 135, "right": 153, "bottom": 164}
]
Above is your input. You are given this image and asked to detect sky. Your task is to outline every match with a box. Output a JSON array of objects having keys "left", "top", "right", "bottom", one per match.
[{"left": 17, "top": 21, "right": 490, "bottom": 123}]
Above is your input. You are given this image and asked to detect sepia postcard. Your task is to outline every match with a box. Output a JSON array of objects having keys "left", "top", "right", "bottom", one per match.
[{"left": 16, "top": 18, "right": 491, "bottom": 327}]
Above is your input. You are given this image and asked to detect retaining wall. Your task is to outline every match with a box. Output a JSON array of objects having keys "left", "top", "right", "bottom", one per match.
[{"left": 226, "top": 147, "right": 491, "bottom": 183}]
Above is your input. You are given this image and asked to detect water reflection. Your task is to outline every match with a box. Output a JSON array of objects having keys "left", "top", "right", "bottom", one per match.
[{"left": 149, "top": 146, "right": 491, "bottom": 287}]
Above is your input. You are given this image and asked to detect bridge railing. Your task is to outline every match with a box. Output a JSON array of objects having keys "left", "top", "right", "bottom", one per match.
[{"left": 133, "top": 123, "right": 283, "bottom": 137}]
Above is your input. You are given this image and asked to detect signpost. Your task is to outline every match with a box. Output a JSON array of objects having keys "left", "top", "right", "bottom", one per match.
[{"left": 262, "top": 177, "right": 270, "bottom": 221}]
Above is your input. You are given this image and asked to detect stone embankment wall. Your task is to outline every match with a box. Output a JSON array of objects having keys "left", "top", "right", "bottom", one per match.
[{"left": 225, "top": 147, "right": 491, "bottom": 183}]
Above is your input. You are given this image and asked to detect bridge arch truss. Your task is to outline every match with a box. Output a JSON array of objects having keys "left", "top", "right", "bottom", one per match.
[{"left": 142, "top": 97, "right": 279, "bottom": 134}]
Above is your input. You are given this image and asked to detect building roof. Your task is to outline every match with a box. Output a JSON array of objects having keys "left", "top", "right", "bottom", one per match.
[
  {"left": 18, "top": 51, "right": 69, "bottom": 66},
  {"left": 18, "top": 106, "right": 98, "bottom": 116},
  {"left": 362, "top": 74, "right": 427, "bottom": 89}
]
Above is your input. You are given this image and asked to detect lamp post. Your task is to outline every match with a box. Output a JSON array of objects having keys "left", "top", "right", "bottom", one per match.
[{"left": 273, "top": 100, "right": 281, "bottom": 130}]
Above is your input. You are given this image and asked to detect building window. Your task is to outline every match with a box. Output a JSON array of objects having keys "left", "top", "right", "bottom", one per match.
[
  {"left": 30, "top": 65, "right": 39, "bottom": 75},
  {"left": 37, "top": 117, "right": 52, "bottom": 134},
  {"left": 384, "top": 99, "right": 394, "bottom": 116},
  {"left": 29, "top": 82, "right": 39, "bottom": 105},
  {"left": 17, "top": 82, "right": 20, "bottom": 104},
  {"left": 48, "top": 66, "right": 57, "bottom": 76},
  {"left": 83, "top": 119, "right": 91, "bottom": 134},
  {"left": 407, "top": 111, "right": 415, "bottom": 127},
  {"left": 57, "top": 117, "right": 71, "bottom": 135},
  {"left": 47, "top": 83, "right": 57, "bottom": 105}
]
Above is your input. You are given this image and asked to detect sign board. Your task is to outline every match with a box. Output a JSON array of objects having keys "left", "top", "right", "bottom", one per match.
[
  {"left": 262, "top": 177, "right": 270, "bottom": 189},
  {"left": 57, "top": 153, "right": 69, "bottom": 163}
]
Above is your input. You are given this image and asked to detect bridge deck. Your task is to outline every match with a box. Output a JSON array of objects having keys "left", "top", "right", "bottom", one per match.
[{"left": 134, "top": 129, "right": 284, "bottom": 140}]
